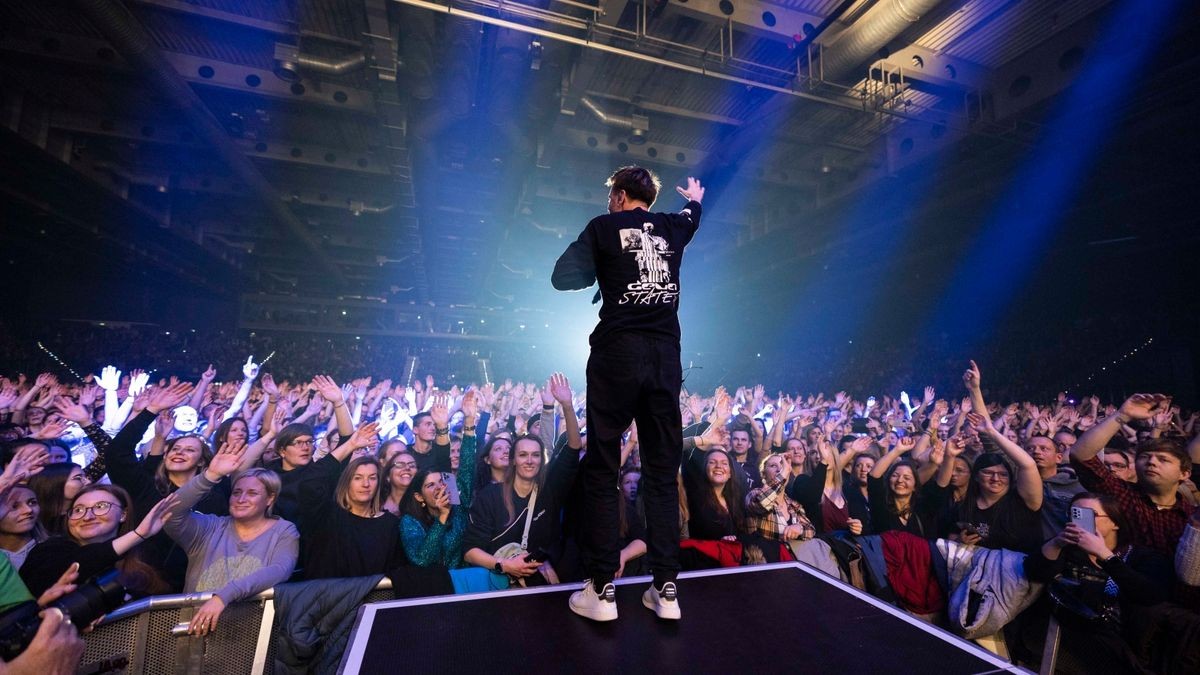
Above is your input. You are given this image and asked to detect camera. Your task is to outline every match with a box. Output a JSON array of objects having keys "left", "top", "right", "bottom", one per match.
[{"left": 0, "top": 570, "right": 125, "bottom": 661}]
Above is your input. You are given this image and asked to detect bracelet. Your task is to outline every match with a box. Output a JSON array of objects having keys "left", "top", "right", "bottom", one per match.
[
  {"left": 334, "top": 402, "right": 347, "bottom": 409},
  {"left": 463, "top": 425, "right": 476, "bottom": 433},
  {"left": 269, "top": 397, "right": 279, "bottom": 403},
  {"left": 435, "top": 426, "right": 450, "bottom": 436},
  {"left": 133, "top": 531, "right": 148, "bottom": 541},
  {"left": 542, "top": 404, "right": 554, "bottom": 411}
]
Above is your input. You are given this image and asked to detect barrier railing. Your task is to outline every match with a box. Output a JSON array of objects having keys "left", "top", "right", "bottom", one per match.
[{"left": 81, "top": 579, "right": 395, "bottom": 674}]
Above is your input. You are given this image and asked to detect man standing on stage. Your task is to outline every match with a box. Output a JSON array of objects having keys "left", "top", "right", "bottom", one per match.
[{"left": 552, "top": 166, "right": 704, "bottom": 621}]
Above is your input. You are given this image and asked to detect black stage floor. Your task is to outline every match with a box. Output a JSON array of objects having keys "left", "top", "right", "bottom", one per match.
[{"left": 339, "top": 562, "right": 1023, "bottom": 674}]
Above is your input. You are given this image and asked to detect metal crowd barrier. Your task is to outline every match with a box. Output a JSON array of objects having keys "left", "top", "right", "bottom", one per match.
[{"left": 81, "top": 579, "right": 395, "bottom": 674}]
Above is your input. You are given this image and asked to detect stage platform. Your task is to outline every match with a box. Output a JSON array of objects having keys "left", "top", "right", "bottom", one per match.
[{"left": 339, "top": 562, "right": 1023, "bottom": 674}]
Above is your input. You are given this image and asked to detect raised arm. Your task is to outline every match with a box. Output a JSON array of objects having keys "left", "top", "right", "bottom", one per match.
[
  {"left": 1072, "top": 393, "right": 1169, "bottom": 462},
  {"left": 187, "top": 364, "right": 217, "bottom": 411},
  {"left": 222, "top": 357, "right": 259, "bottom": 423},
  {"left": 311, "top": 375, "right": 354, "bottom": 440},
  {"left": 870, "top": 436, "right": 915, "bottom": 479},
  {"left": 548, "top": 373, "right": 581, "bottom": 450}
]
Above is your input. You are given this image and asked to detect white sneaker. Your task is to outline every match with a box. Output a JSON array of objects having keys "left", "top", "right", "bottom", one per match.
[
  {"left": 569, "top": 580, "right": 618, "bottom": 622},
  {"left": 642, "top": 581, "right": 681, "bottom": 620}
]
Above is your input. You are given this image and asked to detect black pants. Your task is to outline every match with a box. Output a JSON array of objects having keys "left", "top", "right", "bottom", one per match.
[{"left": 580, "top": 333, "right": 682, "bottom": 585}]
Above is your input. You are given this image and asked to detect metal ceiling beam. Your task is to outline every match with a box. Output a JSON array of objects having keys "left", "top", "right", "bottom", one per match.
[
  {"left": 0, "top": 28, "right": 377, "bottom": 114},
  {"left": 658, "top": 0, "right": 830, "bottom": 45},
  {"left": 48, "top": 109, "right": 393, "bottom": 176},
  {"left": 71, "top": 0, "right": 347, "bottom": 285}
]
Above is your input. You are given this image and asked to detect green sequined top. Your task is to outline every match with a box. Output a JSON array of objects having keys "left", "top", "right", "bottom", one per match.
[{"left": 400, "top": 432, "right": 478, "bottom": 569}]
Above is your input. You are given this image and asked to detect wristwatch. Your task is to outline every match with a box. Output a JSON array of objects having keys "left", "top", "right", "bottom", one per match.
[{"left": 493, "top": 561, "right": 503, "bottom": 574}]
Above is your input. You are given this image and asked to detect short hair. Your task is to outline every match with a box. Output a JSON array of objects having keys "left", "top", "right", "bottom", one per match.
[
  {"left": 274, "top": 423, "right": 315, "bottom": 456},
  {"left": 1134, "top": 437, "right": 1191, "bottom": 474},
  {"left": 606, "top": 166, "right": 661, "bottom": 206},
  {"left": 233, "top": 468, "right": 282, "bottom": 517}
]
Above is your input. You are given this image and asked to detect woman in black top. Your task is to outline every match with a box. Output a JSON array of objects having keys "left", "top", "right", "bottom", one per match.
[
  {"left": 683, "top": 448, "right": 746, "bottom": 541},
  {"left": 21, "top": 484, "right": 176, "bottom": 599},
  {"left": 955, "top": 363, "right": 1043, "bottom": 552},
  {"left": 298, "top": 422, "right": 404, "bottom": 579},
  {"left": 868, "top": 435, "right": 960, "bottom": 537},
  {"left": 1023, "top": 493, "right": 1172, "bottom": 674},
  {"left": 463, "top": 375, "right": 582, "bottom": 585}
]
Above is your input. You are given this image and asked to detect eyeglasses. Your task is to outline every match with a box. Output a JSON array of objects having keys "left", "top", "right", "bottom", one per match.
[
  {"left": 68, "top": 501, "right": 119, "bottom": 520},
  {"left": 1104, "top": 461, "right": 1129, "bottom": 470},
  {"left": 288, "top": 439, "right": 314, "bottom": 448},
  {"left": 977, "top": 470, "right": 1010, "bottom": 481}
]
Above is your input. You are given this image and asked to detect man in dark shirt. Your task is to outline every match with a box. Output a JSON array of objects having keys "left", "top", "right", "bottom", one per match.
[{"left": 553, "top": 166, "right": 703, "bottom": 622}]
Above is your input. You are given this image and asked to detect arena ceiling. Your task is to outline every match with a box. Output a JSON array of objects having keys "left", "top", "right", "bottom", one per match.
[{"left": 2, "top": 0, "right": 1197, "bottom": 338}]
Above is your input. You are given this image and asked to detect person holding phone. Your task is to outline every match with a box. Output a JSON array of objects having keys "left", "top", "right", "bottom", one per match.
[
  {"left": 1022, "top": 493, "right": 1173, "bottom": 674},
  {"left": 398, "top": 391, "right": 480, "bottom": 569}
]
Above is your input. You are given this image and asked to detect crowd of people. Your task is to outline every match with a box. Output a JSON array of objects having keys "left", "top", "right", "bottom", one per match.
[{"left": 0, "top": 351, "right": 1197, "bottom": 673}]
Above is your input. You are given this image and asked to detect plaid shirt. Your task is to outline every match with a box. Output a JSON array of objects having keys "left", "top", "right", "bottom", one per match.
[
  {"left": 745, "top": 476, "right": 816, "bottom": 542},
  {"left": 1072, "top": 455, "right": 1195, "bottom": 555}
]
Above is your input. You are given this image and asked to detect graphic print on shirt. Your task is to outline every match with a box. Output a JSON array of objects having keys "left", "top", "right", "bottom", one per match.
[{"left": 618, "top": 223, "right": 678, "bottom": 305}]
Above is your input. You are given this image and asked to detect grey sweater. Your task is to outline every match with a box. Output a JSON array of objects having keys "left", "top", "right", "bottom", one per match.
[{"left": 165, "top": 473, "right": 299, "bottom": 604}]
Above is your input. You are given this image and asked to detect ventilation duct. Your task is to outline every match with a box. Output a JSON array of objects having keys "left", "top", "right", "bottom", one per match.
[
  {"left": 818, "top": 0, "right": 947, "bottom": 83},
  {"left": 579, "top": 95, "right": 649, "bottom": 144},
  {"left": 273, "top": 42, "right": 367, "bottom": 81}
]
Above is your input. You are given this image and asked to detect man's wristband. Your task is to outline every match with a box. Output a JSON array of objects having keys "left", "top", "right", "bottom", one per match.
[
  {"left": 435, "top": 426, "right": 450, "bottom": 436},
  {"left": 463, "top": 425, "right": 476, "bottom": 434},
  {"left": 334, "top": 402, "right": 347, "bottom": 409}
]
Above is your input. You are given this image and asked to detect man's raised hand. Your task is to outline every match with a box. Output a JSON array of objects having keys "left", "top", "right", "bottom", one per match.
[{"left": 675, "top": 176, "right": 705, "bottom": 204}]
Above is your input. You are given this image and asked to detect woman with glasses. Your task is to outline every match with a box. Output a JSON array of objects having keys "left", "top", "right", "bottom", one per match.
[
  {"left": 163, "top": 440, "right": 298, "bottom": 636},
  {"left": 57, "top": 382, "right": 263, "bottom": 590},
  {"left": 1020, "top": 493, "right": 1173, "bottom": 674},
  {"left": 381, "top": 451, "right": 419, "bottom": 516},
  {"left": 398, "top": 391, "right": 480, "bottom": 568},
  {"left": 20, "top": 484, "right": 177, "bottom": 599},
  {"left": 262, "top": 375, "right": 356, "bottom": 525},
  {"left": 954, "top": 362, "right": 1044, "bottom": 552}
]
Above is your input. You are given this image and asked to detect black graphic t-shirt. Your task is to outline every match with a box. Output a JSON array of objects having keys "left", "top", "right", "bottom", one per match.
[{"left": 552, "top": 201, "right": 701, "bottom": 347}]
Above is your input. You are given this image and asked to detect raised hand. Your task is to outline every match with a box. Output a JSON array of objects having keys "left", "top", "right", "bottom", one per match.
[
  {"left": 674, "top": 176, "right": 705, "bottom": 203},
  {"left": 54, "top": 395, "right": 92, "bottom": 426},
  {"left": 539, "top": 381, "right": 554, "bottom": 408},
  {"left": 1118, "top": 393, "right": 1170, "bottom": 421},
  {"left": 2, "top": 444, "right": 50, "bottom": 483},
  {"left": 260, "top": 373, "right": 279, "bottom": 399},
  {"left": 461, "top": 390, "right": 479, "bottom": 423},
  {"left": 923, "top": 386, "right": 936, "bottom": 407},
  {"left": 33, "top": 418, "right": 70, "bottom": 440},
  {"left": 135, "top": 493, "right": 181, "bottom": 539},
  {"left": 146, "top": 382, "right": 194, "bottom": 414},
  {"left": 128, "top": 370, "right": 150, "bottom": 398},
  {"left": 94, "top": 367, "right": 120, "bottom": 392},
  {"left": 712, "top": 386, "right": 731, "bottom": 424},
  {"left": 78, "top": 384, "right": 101, "bottom": 407},
  {"left": 965, "top": 411, "right": 988, "bottom": 433},
  {"left": 348, "top": 421, "right": 380, "bottom": 449},
  {"left": 945, "top": 434, "right": 969, "bottom": 457},
  {"left": 242, "top": 356, "right": 260, "bottom": 380},
  {"left": 154, "top": 411, "right": 174, "bottom": 439},
  {"left": 548, "top": 373, "right": 573, "bottom": 406},
  {"left": 207, "top": 440, "right": 248, "bottom": 478},
  {"left": 962, "top": 360, "right": 981, "bottom": 392},
  {"left": 34, "top": 373, "right": 59, "bottom": 390},
  {"left": 429, "top": 393, "right": 450, "bottom": 429},
  {"left": 199, "top": 364, "right": 217, "bottom": 383},
  {"left": 894, "top": 435, "right": 917, "bottom": 454},
  {"left": 310, "top": 375, "right": 345, "bottom": 404}
]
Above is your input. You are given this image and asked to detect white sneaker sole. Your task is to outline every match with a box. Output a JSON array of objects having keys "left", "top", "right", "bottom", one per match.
[
  {"left": 642, "top": 590, "right": 681, "bottom": 620},
  {"left": 570, "top": 591, "right": 619, "bottom": 622}
]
